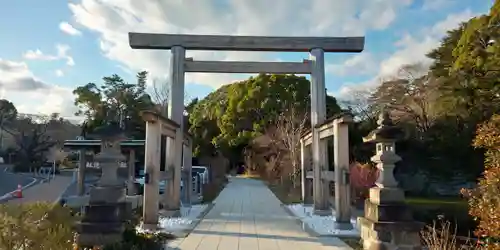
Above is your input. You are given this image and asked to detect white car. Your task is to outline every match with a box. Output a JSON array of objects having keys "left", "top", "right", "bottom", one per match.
[{"left": 134, "top": 170, "right": 183, "bottom": 194}]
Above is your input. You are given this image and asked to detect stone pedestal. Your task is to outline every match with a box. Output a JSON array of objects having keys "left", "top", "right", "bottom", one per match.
[
  {"left": 127, "top": 149, "right": 136, "bottom": 195},
  {"left": 360, "top": 111, "right": 423, "bottom": 250},
  {"left": 359, "top": 187, "right": 423, "bottom": 250}
]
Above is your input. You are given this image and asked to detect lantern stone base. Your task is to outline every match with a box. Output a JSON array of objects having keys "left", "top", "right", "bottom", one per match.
[
  {"left": 368, "top": 187, "right": 405, "bottom": 205},
  {"left": 358, "top": 217, "right": 422, "bottom": 250},
  {"left": 359, "top": 187, "right": 423, "bottom": 250}
]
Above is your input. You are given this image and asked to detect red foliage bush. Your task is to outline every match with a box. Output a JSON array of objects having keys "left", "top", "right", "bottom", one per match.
[{"left": 349, "top": 162, "right": 379, "bottom": 205}]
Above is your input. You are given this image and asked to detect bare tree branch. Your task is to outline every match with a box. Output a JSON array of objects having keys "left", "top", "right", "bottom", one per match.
[
  {"left": 340, "top": 88, "right": 378, "bottom": 123},
  {"left": 151, "top": 78, "right": 170, "bottom": 115},
  {"left": 271, "top": 105, "right": 308, "bottom": 186},
  {"left": 371, "top": 63, "right": 439, "bottom": 138}
]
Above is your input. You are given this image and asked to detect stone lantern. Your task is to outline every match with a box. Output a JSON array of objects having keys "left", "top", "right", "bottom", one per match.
[
  {"left": 358, "top": 110, "right": 423, "bottom": 250},
  {"left": 75, "top": 121, "right": 131, "bottom": 248}
]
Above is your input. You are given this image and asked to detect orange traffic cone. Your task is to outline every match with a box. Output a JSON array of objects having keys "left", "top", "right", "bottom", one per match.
[{"left": 14, "top": 184, "right": 22, "bottom": 198}]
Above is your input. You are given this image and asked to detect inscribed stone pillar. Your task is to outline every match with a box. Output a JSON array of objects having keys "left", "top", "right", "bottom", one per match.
[
  {"left": 359, "top": 111, "right": 423, "bottom": 250},
  {"left": 310, "top": 48, "right": 329, "bottom": 213},
  {"left": 143, "top": 121, "right": 160, "bottom": 228},
  {"left": 164, "top": 45, "right": 185, "bottom": 213},
  {"left": 127, "top": 149, "right": 136, "bottom": 195},
  {"left": 77, "top": 149, "right": 87, "bottom": 196},
  {"left": 333, "top": 114, "right": 353, "bottom": 229}
]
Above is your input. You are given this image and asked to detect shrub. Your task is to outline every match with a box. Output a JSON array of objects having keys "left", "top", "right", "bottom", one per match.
[
  {"left": 463, "top": 114, "right": 500, "bottom": 249},
  {"left": 102, "top": 229, "right": 174, "bottom": 250},
  {"left": 349, "top": 162, "right": 379, "bottom": 206},
  {"left": 0, "top": 202, "right": 76, "bottom": 250},
  {"left": 421, "top": 219, "right": 474, "bottom": 250}
]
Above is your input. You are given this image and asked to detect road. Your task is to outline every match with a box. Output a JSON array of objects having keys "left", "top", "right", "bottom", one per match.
[{"left": 0, "top": 165, "right": 36, "bottom": 197}]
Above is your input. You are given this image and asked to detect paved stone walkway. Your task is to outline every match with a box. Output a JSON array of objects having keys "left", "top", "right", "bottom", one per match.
[
  {"left": 7, "top": 175, "right": 73, "bottom": 205},
  {"left": 167, "top": 177, "right": 352, "bottom": 250}
]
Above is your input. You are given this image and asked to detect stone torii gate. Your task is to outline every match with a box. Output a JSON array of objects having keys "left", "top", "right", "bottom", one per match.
[{"left": 128, "top": 32, "right": 364, "bottom": 214}]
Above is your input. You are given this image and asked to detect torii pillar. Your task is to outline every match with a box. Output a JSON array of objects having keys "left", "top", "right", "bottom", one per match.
[
  {"left": 164, "top": 46, "right": 185, "bottom": 213},
  {"left": 310, "top": 48, "right": 329, "bottom": 214}
]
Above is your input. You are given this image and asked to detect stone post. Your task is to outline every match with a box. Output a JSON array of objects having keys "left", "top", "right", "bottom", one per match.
[
  {"left": 310, "top": 48, "right": 329, "bottom": 214},
  {"left": 333, "top": 114, "right": 353, "bottom": 229},
  {"left": 127, "top": 149, "right": 136, "bottom": 195},
  {"left": 358, "top": 111, "right": 423, "bottom": 250},
  {"left": 77, "top": 149, "right": 87, "bottom": 196},
  {"left": 164, "top": 45, "right": 185, "bottom": 213}
]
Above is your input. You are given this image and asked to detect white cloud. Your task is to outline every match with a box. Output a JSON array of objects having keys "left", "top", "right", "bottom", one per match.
[
  {"left": 422, "top": 0, "right": 454, "bottom": 10},
  {"left": 379, "top": 9, "right": 476, "bottom": 78},
  {"left": 23, "top": 44, "right": 75, "bottom": 66},
  {"left": 24, "top": 49, "right": 59, "bottom": 61},
  {"left": 0, "top": 58, "right": 77, "bottom": 117},
  {"left": 59, "top": 22, "right": 82, "bottom": 36},
  {"left": 327, "top": 52, "right": 378, "bottom": 76},
  {"left": 55, "top": 69, "right": 64, "bottom": 77},
  {"left": 333, "top": 9, "right": 477, "bottom": 99},
  {"left": 66, "top": 0, "right": 414, "bottom": 89},
  {"left": 16, "top": 86, "right": 77, "bottom": 116},
  {"left": 0, "top": 59, "right": 49, "bottom": 91},
  {"left": 430, "top": 9, "right": 474, "bottom": 35}
]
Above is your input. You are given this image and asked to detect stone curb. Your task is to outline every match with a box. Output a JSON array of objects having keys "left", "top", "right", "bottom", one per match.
[
  {"left": 279, "top": 204, "right": 355, "bottom": 250},
  {"left": 280, "top": 203, "right": 322, "bottom": 237},
  {"left": 174, "top": 202, "right": 216, "bottom": 238},
  {"left": 263, "top": 178, "right": 357, "bottom": 250}
]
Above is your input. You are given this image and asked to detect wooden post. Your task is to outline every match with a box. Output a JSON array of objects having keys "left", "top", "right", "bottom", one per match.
[
  {"left": 143, "top": 121, "right": 160, "bottom": 227},
  {"left": 127, "top": 149, "right": 136, "bottom": 195},
  {"left": 163, "top": 135, "right": 175, "bottom": 209},
  {"left": 334, "top": 118, "right": 352, "bottom": 228},
  {"left": 300, "top": 140, "right": 313, "bottom": 204},
  {"left": 77, "top": 150, "right": 86, "bottom": 196},
  {"left": 164, "top": 45, "right": 185, "bottom": 213},
  {"left": 310, "top": 48, "right": 329, "bottom": 214},
  {"left": 300, "top": 139, "right": 307, "bottom": 202}
]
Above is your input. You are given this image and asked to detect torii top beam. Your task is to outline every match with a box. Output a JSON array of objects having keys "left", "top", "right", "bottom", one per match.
[{"left": 128, "top": 33, "right": 365, "bottom": 53}]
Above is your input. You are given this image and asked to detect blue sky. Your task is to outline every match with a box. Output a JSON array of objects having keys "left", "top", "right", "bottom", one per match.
[{"left": 0, "top": 0, "right": 493, "bottom": 118}]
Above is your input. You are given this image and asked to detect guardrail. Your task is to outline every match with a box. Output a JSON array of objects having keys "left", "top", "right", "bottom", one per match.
[{"left": 192, "top": 173, "right": 203, "bottom": 202}]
